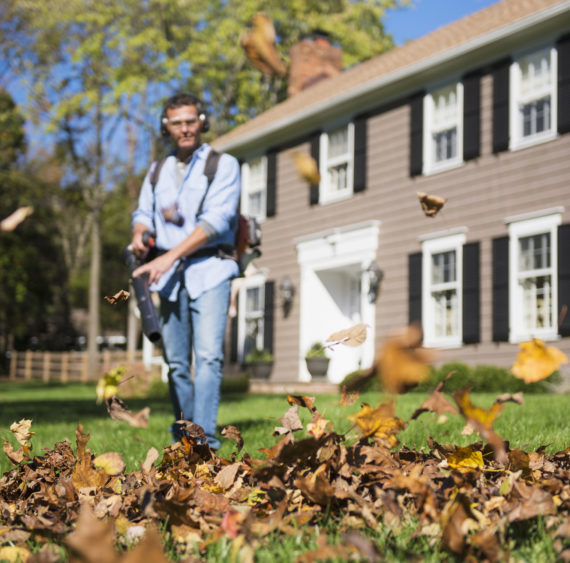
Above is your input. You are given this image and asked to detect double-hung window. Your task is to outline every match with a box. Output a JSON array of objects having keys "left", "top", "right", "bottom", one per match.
[
  {"left": 510, "top": 46, "right": 557, "bottom": 149},
  {"left": 508, "top": 211, "right": 561, "bottom": 342},
  {"left": 423, "top": 83, "right": 463, "bottom": 174},
  {"left": 421, "top": 232, "right": 465, "bottom": 347},
  {"left": 241, "top": 156, "right": 267, "bottom": 221},
  {"left": 319, "top": 123, "right": 354, "bottom": 203},
  {"left": 238, "top": 273, "right": 266, "bottom": 362}
]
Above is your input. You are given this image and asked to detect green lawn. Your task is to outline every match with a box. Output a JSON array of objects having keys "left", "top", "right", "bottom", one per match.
[{"left": 1, "top": 380, "right": 568, "bottom": 476}]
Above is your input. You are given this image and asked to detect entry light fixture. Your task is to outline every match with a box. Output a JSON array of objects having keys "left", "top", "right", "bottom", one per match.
[
  {"left": 279, "top": 275, "right": 296, "bottom": 317},
  {"left": 365, "top": 261, "right": 384, "bottom": 303}
]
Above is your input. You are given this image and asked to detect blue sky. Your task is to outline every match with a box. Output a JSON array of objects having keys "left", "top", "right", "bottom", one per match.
[{"left": 384, "top": 0, "right": 500, "bottom": 45}]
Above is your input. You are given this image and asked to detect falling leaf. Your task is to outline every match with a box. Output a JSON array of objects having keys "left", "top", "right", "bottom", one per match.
[
  {"left": 306, "top": 413, "right": 331, "bottom": 440},
  {"left": 287, "top": 395, "right": 317, "bottom": 413},
  {"left": 94, "top": 452, "right": 125, "bottom": 476},
  {"left": 347, "top": 401, "right": 406, "bottom": 447},
  {"left": 0, "top": 206, "right": 33, "bottom": 231},
  {"left": 293, "top": 151, "right": 320, "bottom": 185},
  {"left": 494, "top": 392, "right": 524, "bottom": 405},
  {"left": 374, "top": 324, "right": 436, "bottom": 393},
  {"left": 221, "top": 425, "right": 244, "bottom": 452},
  {"left": 0, "top": 546, "right": 32, "bottom": 563},
  {"left": 240, "top": 13, "right": 287, "bottom": 77},
  {"left": 453, "top": 388, "right": 507, "bottom": 464},
  {"left": 446, "top": 446, "right": 484, "bottom": 472},
  {"left": 511, "top": 338, "right": 568, "bottom": 383},
  {"left": 173, "top": 420, "right": 207, "bottom": 442},
  {"left": 326, "top": 323, "right": 369, "bottom": 348},
  {"left": 417, "top": 192, "right": 446, "bottom": 217},
  {"left": 273, "top": 405, "right": 303, "bottom": 436},
  {"left": 411, "top": 382, "right": 458, "bottom": 419},
  {"left": 105, "top": 396, "right": 150, "bottom": 428},
  {"left": 10, "top": 418, "right": 34, "bottom": 446},
  {"left": 339, "top": 386, "right": 359, "bottom": 406},
  {"left": 96, "top": 365, "right": 125, "bottom": 403},
  {"left": 104, "top": 289, "right": 130, "bottom": 305},
  {"left": 2, "top": 440, "right": 25, "bottom": 465}
]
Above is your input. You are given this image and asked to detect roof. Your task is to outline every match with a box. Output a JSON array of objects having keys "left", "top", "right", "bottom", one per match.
[{"left": 214, "top": 0, "right": 570, "bottom": 154}]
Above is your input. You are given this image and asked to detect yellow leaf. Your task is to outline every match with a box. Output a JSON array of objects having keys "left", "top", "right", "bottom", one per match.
[
  {"left": 347, "top": 401, "right": 406, "bottom": 447},
  {"left": 417, "top": 192, "right": 446, "bottom": 217},
  {"left": 292, "top": 151, "right": 321, "bottom": 185},
  {"left": 0, "top": 545, "right": 32, "bottom": 562},
  {"left": 511, "top": 338, "right": 568, "bottom": 383},
  {"left": 96, "top": 365, "right": 125, "bottom": 403},
  {"left": 446, "top": 446, "right": 484, "bottom": 472},
  {"left": 94, "top": 452, "right": 125, "bottom": 476},
  {"left": 307, "top": 413, "right": 331, "bottom": 439}
]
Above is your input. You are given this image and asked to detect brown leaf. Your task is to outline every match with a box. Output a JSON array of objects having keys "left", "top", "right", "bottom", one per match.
[
  {"left": 417, "top": 192, "right": 446, "bottom": 217},
  {"left": 293, "top": 151, "right": 320, "bottom": 185},
  {"left": 240, "top": 13, "right": 287, "bottom": 77},
  {"left": 306, "top": 413, "right": 331, "bottom": 440},
  {"left": 173, "top": 420, "right": 207, "bottom": 442},
  {"left": 507, "top": 482, "right": 557, "bottom": 522},
  {"left": 440, "top": 493, "right": 477, "bottom": 553},
  {"left": 1, "top": 206, "right": 34, "bottom": 231},
  {"left": 2, "top": 439, "right": 25, "bottom": 465},
  {"left": 511, "top": 338, "right": 568, "bottom": 383},
  {"left": 326, "top": 323, "right": 369, "bottom": 348},
  {"left": 105, "top": 396, "right": 150, "bottom": 428},
  {"left": 104, "top": 289, "right": 130, "bottom": 305},
  {"left": 141, "top": 447, "right": 159, "bottom": 473},
  {"left": 273, "top": 405, "right": 303, "bottom": 436},
  {"left": 411, "top": 386, "right": 458, "bottom": 419},
  {"left": 10, "top": 418, "right": 34, "bottom": 446},
  {"left": 72, "top": 424, "right": 109, "bottom": 491},
  {"left": 122, "top": 525, "right": 169, "bottom": 563},
  {"left": 214, "top": 462, "right": 241, "bottom": 490},
  {"left": 287, "top": 394, "right": 317, "bottom": 413},
  {"left": 374, "top": 324, "right": 435, "bottom": 393},
  {"left": 294, "top": 464, "right": 336, "bottom": 506},
  {"left": 494, "top": 392, "right": 524, "bottom": 405},
  {"left": 221, "top": 425, "right": 244, "bottom": 452}
]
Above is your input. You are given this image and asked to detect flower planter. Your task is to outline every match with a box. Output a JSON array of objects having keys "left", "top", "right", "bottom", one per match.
[
  {"left": 305, "top": 357, "right": 330, "bottom": 380},
  {"left": 247, "top": 360, "right": 273, "bottom": 380}
]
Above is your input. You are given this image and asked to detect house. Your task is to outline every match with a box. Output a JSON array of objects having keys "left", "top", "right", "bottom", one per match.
[{"left": 213, "top": 0, "right": 570, "bottom": 384}]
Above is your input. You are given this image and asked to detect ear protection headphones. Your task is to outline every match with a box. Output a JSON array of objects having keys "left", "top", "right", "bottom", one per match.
[{"left": 160, "top": 93, "right": 210, "bottom": 137}]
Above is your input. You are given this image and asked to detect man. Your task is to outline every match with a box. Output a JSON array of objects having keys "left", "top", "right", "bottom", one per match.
[{"left": 131, "top": 93, "right": 240, "bottom": 450}]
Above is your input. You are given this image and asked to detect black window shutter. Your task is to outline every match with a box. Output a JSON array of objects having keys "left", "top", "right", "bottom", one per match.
[
  {"left": 492, "top": 59, "right": 511, "bottom": 154},
  {"left": 266, "top": 150, "right": 277, "bottom": 217},
  {"left": 462, "top": 242, "right": 480, "bottom": 344},
  {"left": 263, "top": 281, "right": 275, "bottom": 354},
  {"left": 557, "top": 33, "right": 570, "bottom": 134},
  {"left": 408, "top": 252, "right": 422, "bottom": 324},
  {"left": 229, "top": 315, "right": 238, "bottom": 363},
  {"left": 463, "top": 71, "right": 481, "bottom": 161},
  {"left": 558, "top": 224, "right": 570, "bottom": 336},
  {"left": 309, "top": 133, "right": 320, "bottom": 206},
  {"left": 492, "top": 236, "right": 509, "bottom": 341},
  {"left": 353, "top": 115, "right": 367, "bottom": 193},
  {"left": 409, "top": 92, "right": 424, "bottom": 177}
]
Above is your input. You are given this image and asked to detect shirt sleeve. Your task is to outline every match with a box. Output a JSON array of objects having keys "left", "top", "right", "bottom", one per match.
[
  {"left": 196, "top": 153, "right": 241, "bottom": 237},
  {"left": 131, "top": 165, "right": 156, "bottom": 231}
]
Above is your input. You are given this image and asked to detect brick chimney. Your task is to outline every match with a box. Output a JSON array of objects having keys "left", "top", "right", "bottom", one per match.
[{"left": 288, "top": 33, "right": 342, "bottom": 97}]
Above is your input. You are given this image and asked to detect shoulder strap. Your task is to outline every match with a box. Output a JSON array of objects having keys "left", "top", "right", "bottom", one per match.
[
  {"left": 150, "top": 158, "right": 167, "bottom": 192},
  {"left": 196, "top": 149, "right": 222, "bottom": 218}
]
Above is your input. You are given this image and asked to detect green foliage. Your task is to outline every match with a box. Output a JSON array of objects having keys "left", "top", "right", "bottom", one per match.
[
  {"left": 414, "top": 361, "right": 558, "bottom": 393},
  {"left": 341, "top": 369, "right": 381, "bottom": 392},
  {"left": 0, "top": 91, "right": 26, "bottom": 170},
  {"left": 305, "top": 342, "right": 327, "bottom": 358},
  {"left": 245, "top": 348, "right": 274, "bottom": 363}
]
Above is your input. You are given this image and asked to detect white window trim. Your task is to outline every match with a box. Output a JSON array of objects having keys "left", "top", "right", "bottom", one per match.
[
  {"left": 421, "top": 232, "right": 466, "bottom": 348},
  {"left": 240, "top": 156, "right": 267, "bottom": 222},
  {"left": 318, "top": 122, "right": 354, "bottom": 204},
  {"left": 422, "top": 82, "right": 464, "bottom": 175},
  {"left": 509, "top": 45, "right": 558, "bottom": 151},
  {"left": 508, "top": 211, "right": 561, "bottom": 343},
  {"left": 237, "top": 270, "right": 267, "bottom": 363}
]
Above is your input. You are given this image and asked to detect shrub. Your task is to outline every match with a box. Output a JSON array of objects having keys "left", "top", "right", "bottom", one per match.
[
  {"left": 245, "top": 348, "right": 273, "bottom": 363},
  {"left": 339, "top": 369, "right": 381, "bottom": 393},
  {"left": 305, "top": 342, "right": 327, "bottom": 359}
]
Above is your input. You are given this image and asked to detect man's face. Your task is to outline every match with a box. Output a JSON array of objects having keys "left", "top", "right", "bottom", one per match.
[{"left": 164, "top": 104, "right": 203, "bottom": 155}]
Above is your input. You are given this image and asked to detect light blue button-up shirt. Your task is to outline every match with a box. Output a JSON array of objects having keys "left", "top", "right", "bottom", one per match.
[{"left": 132, "top": 144, "right": 241, "bottom": 301}]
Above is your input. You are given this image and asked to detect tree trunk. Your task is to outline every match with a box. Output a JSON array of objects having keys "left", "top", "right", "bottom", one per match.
[{"left": 87, "top": 212, "right": 101, "bottom": 377}]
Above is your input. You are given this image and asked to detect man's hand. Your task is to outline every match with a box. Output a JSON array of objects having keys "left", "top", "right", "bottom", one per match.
[{"left": 132, "top": 252, "right": 176, "bottom": 285}]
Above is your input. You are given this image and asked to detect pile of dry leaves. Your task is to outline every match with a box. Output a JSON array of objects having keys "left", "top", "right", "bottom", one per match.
[{"left": 1, "top": 383, "right": 569, "bottom": 562}]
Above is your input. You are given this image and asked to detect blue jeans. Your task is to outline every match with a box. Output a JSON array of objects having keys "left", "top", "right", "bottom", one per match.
[{"left": 160, "top": 279, "right": 231, "bottom": 450}]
